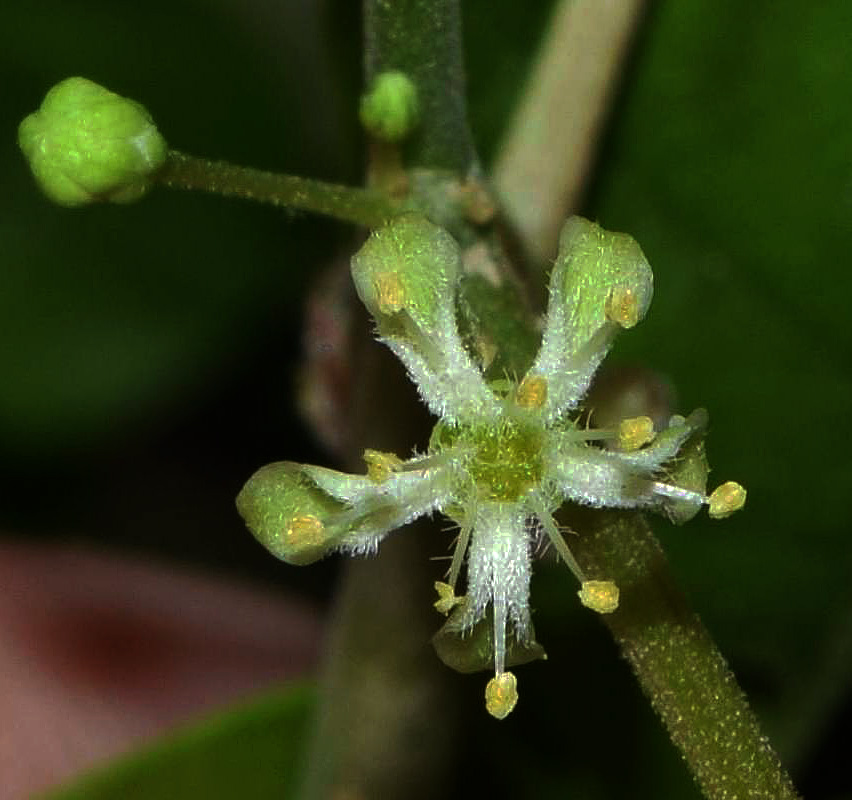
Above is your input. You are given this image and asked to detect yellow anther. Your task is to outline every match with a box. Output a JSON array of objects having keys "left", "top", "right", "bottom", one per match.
[
  {"left": 485, "top": 671, "right": 518, "bottom": 720},
  {"left": 516, "top": 375, "right": 548, "bottom": 410},
  {"left": 433, "top": 581, "right": 464, "bottom": 615},
  {"left": 617, "top": 416, "right": 655, "bottom": 451},
  {"left": 363, "top": 448, "right": 403, "bottom": 484},
  {"left": 578, "top": 580, "right": 620, "bottom": 614},
  {"left": 286, "top": 514, "right": 325, "bottom": 548},
  {"left": 374, "top": 271, "right": 405, "bottom": 314},
  {"left": 708, "top": 481, "right": 747, "bottom": 519},
  {"left": 605, "top": 286, "right": 641, "bottom": 328}
]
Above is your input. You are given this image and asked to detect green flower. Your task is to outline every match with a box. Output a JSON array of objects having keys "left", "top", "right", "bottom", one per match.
[
  {"left": 238, "top": 214, "right": 746, "bottom": 718},
  {"left": 18, "top": 77, "right": 167, "bottom": 207}
]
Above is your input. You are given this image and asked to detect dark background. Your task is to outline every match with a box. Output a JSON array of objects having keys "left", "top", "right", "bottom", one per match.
[{"left": 3, "top": 1, "right": 851, "bottom": 798}]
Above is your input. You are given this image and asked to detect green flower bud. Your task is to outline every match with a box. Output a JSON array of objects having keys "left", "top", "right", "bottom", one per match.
[
  {"left": 236, "top": 462, "right": 344, "bottom": 566},
  {"left": 351, "top": 213, "right": 460, "bottom": 335},
  {"left": 18, "top": 76, "right": 168, "bottom": 207},
  {"left": 359, "top": 71, "right": 420, "bottom": 143}
]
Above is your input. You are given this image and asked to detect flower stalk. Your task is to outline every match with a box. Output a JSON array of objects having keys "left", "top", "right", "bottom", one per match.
[{"left": 156, "top": 151, "right": 398, "bottom": 227}]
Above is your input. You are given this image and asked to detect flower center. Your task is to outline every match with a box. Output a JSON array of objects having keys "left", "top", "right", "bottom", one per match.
[{"left": 432, "top": 418, "right": 544, "bottom": 502}]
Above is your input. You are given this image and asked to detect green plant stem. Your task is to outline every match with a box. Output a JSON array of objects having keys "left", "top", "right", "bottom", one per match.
[
  {"left": 569, "top": 508, "right": 801, "bottom": 800},
  {"left": 157, "top": 151, "right": 398, "bottom": 227},
  {"left": 364, "top": 0, "right": 477, "bottom": 174}
]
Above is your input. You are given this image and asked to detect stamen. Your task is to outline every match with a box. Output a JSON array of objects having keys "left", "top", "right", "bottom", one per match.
[
  {"left": 605, "top": 286, "right": 641, "bottom": 328},
  {"left": 617, "top": 416, "right": 655, "bottom": 451},
  {"left": 374, "top": 271, "right": 405, "bottom": 313},
  {"left": 363, "top": 448, "right": 403, "bottom": 483},
  {"left": 447, "top": 517, "right": 473, "bottom": 590},
  {"left": 433, "top": 581, "right": 464, "bottom": 614},
  {"left": 528, "top": 491, "right": 587, "bottom": 583},
  {"left": 708, "top": 481, "right": 747, "bottom": 519},
  {"left": 492, "top": 582, "right": 508, "bottom": 675},
  {"left": 485, "top": 671, "right": 518, "bottom": 720},
  {"left": 286, "top": 514, "right": 325, "bottom": 548},
  {"left": 516, "top": 375, "right": 548, "bottom": 410},
  {"left": 578, "top": 580, "right": 620, "bottom": 614},
  {"left": 652, "top": 480, "right": 747, "bottom": 520}
]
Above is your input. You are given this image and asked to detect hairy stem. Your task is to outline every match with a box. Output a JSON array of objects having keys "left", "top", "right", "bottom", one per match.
[
  {"left": 569, "top": 508, "right": 801, "bottom": 800},
  {"left": 157, "top": 151, "right": 397, "bottom": 227}
]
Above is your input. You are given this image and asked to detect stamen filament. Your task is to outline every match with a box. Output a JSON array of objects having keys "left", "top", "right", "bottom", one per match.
[
  {"left": 492, "top": 583, "right": 508, "bottom": 675},
  {"left": 650, "top": 481, "right": 707, "bottom": 506},
  {"left": 528, "top": 491, "right": 587, "bottom": 583},
  {"left": 448, "top": 518, "right": 472, "bottom": 590}
]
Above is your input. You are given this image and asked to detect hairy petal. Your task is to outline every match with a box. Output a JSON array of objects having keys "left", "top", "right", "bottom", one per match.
[
  {"left": 463, "top": 502, "right": 531, "bottom": 675},
  {"left": 526, "top": 217, "right": 653, "bottom": 422},
  {"left": 238, "top": 457, "right": 459, "bottom": 565},
  {"left": 330, "top": 456, "right": 460, "bottom": 555},
  {"left": 544, "top": 439, "right": 656, "bottom": 509},
  {"left": 380, "top": 334, "right": 499, "bottom": 422},
  {"left": 351, "top": 214, "right": 498, "bottom": 422}
]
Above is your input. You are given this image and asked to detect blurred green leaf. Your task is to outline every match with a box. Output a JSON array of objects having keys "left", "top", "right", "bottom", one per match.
[{"left": 41, "top": 683, "right": 314, "bottom": 800}]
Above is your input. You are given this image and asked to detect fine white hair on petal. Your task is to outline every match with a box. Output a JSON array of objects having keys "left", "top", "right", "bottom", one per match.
[
  {"left": 529, "top": 323, "right": 616, "bottom": 424},
  {"left": 526, "top": 217, "right": 654, "bottom": 424},
  {"left": 382, "top": 331, "right": 499, "bottom": 423},
  {"left": 301, "top": 465, "right": 376, "bottom": 505},
  {"left": 332, "top": 460, "right": 459, "bottom": 555},
  {"left": 463, "top": 502, "right": 532, "bottom": 674},
  {"left": 544, "top": 440, "right": 656, "bottom": 509}
]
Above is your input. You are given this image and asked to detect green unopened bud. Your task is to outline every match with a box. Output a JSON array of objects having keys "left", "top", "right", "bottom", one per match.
[
  {"left": 351, "top": 213, "right": 460, "bottom": 335},
  {"left": 359, "top": 71, "right": 419, "bottom": 143},
  {"left": 18, "top": 76, "right": 167, "bottom": 207},
  {"left": 556, "top": 217, "right": 653, "bottom": 353},
  {"left": 236, "top": 462, "right": 344, "bottom": 566}
]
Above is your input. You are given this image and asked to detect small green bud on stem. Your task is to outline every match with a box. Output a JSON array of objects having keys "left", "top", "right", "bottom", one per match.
[
  {"left": 360, "top": 71, "right": 420, "bottom": 142},
  {"left": 18, "top": 77, "right": 167, "bottom": 207}
]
